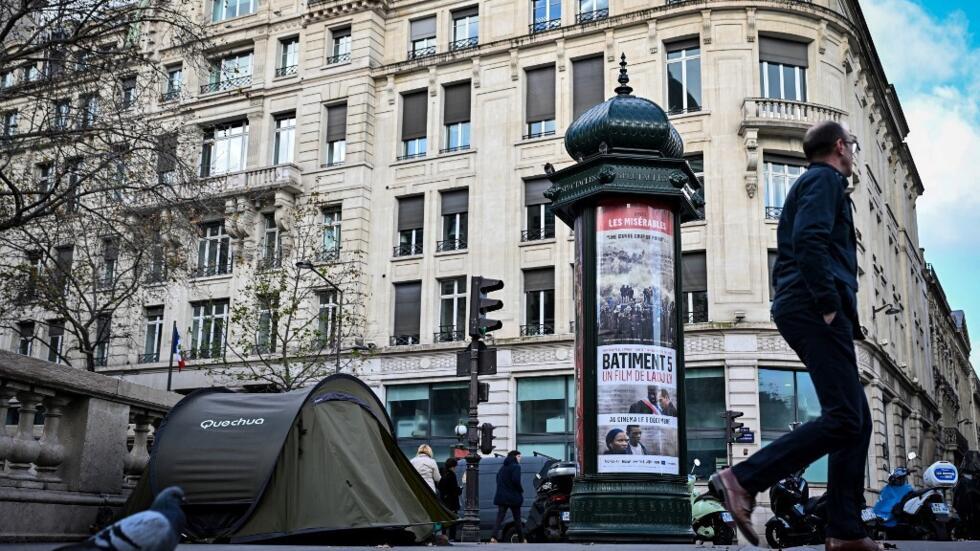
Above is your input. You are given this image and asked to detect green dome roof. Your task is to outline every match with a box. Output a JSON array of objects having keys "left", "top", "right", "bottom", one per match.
[{"left": 564, "top": 55, "right": 684, "bottom": 161}]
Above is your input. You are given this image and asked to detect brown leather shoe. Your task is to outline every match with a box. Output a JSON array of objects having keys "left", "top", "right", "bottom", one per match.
[
  {"left": 825, "top": 537, "right": 885, "bottom": 551},
  {"left": 708, "top": 469, "right": 758, "bottom": 546}
]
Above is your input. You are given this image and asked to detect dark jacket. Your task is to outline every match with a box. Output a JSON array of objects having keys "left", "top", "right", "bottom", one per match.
[
  {"left": 771, "top": 162, "right": 863, "bottom": 340},
  {"left": 438, "top": 469, "right": 461, "bottom": 512},
  {"left": 493, "top": 456, "right": 524, "bottom": 507}
]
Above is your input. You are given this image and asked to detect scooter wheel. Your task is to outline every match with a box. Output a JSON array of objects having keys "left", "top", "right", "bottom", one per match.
[
  {"left": 766, "top": 522, "right": 787, "bottom": 549},
  {"left": 712, "top": 520, "right": 735, "bottom": 545}
]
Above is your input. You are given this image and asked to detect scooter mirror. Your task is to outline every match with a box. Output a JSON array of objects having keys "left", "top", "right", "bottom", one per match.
[
  {"left": 907, "top": 452, "right": 916, "bottom": 461},
  {"left": 693, "top": 458, "right": 701, "bottom": 467}
]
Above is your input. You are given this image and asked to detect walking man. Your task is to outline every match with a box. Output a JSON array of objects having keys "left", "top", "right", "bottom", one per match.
[{"left": 709, "top": 121, "right": 879, "bottom": 551}]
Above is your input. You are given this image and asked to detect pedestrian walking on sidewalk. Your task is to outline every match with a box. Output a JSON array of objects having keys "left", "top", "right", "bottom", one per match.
[
  {"left": 490, "top": 450, "right": 525, "bottom": 543},
  {"left": 411, "top": 444, "right": 441, "bottom": 493},
  {"left": 438, "top": 457, "right": 462, "bottom": 540},
  {"left": 709, "top": 121, "right": 881, "bottom": 551}
]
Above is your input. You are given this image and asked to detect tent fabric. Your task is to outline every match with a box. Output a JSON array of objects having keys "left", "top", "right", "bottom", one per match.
[{"left": 128, "top": 374, "right": 453, "bottom": 543}]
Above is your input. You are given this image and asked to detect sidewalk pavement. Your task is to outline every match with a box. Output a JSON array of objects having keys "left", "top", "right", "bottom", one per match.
[{"left": 3, "top": 542, "right": 979, "bottom": 551}]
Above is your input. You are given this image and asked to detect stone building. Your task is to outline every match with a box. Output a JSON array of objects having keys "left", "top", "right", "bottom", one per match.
[{"left": 2, "top": 0, "right": 977, "bottom": 522}]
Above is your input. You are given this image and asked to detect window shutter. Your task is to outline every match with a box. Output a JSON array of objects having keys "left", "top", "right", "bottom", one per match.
[
  {"left": 759, "top": 37, "right": 809, "bottom": 68},
  {"left": 443, "top": 82, "right": 471, "bottom": 125},
  {"left": 401, "top": 91, "right": 428, "bottom": 140},
  {"left": 327, "top": 104, "right": 348, "bottom": 142},
  {"left": 441, "top": 189, "right": 468, "bottom": 215},
  {"left": 393, "top": 282, "right": 422, "bottom": 335},
  {"left": 410, "top": 17, "right": 437, "bottom": 40},
  {"left": 682, "top": 252, "right": 707, "bottom": 293},
  {"left": 452, "top": 6, "right": 478, "bottom": 19},
  {"left": 763, "top": 153, "right": 806, "bottom": 167},
  {"left": 572, "top": 56, "right": 604, "bottom": 120},
  {"left": 524, "top": 178, "right": 551, "bottom": 206},
  {"left": 525, "top": 65, "right": 556, "bottom": 123},
  {"left": 397, "top": 195, "right": 424, "bottom": 230},
  {"left": 156, "top": 133, "right": 178, "bottom": 173},
  {"left": 666, "top": 38, "right": 700, "bottom": 53},
  {"left": 524, "top": 268, "right": 554, "bottom": 292}
]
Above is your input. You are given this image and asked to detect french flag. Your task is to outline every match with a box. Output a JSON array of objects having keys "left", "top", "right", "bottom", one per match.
[{"left": 172, "top": 325, "right": 186, "bottom": 371}]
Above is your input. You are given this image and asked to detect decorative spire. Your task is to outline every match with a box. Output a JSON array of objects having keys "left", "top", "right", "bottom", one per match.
[{"left": 614, "top": 53, "right": 633, "bottom": 96}]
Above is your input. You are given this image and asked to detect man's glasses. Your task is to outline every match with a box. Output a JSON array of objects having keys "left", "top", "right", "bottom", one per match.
[{"left": 844, "top": 136, "right": 861, "bottom": 155}]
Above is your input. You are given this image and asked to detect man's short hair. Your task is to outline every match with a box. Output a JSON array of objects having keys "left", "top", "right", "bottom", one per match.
[
  {"left": 803, "top": 121, "right": 849, "bottom": 161},
  {"left": 626, "top": 424, "right": 640, "bottom": 432},
  {"left": 659, "top": 388, "right": 670, "bottom": 400}
]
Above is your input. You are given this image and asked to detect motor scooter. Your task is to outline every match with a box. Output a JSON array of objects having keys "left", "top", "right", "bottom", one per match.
[
  {"left": 688, "top": 459, "right": 736, "bottom": 545},
  {"left": 524, "top": 453, "right": 575, "bottom": 542}
]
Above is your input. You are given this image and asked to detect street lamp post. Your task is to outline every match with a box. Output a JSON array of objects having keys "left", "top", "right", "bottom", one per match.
[{"left": 296, "top": 260, "right": 343, "bottom": 372}]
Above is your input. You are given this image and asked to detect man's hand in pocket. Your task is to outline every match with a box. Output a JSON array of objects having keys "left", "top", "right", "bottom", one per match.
[{"left": 823, "top": 311, "right": 837, "bottom": 325}]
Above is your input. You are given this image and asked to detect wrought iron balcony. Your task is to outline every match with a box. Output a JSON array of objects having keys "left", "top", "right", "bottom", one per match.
[
  {"left": 258, "top": 252, "right": 283, "bottom": 271},
  {"left": 393, "top": 243, "right": 423, "bottom": 257},
  {"left": 523, "top": 128, "right": 557, "bottom": 140},
  {"left": 96, "top": 275, "right": 115, "bottom": 290},
  {"left": 450, "top": 37, "right": 479, "bottom": 51},
  {"left": 765, "top": 206, "right": 783, "bottom": 220},
  {"left": 521, "top": 323, "right": 555, "bottom": 336},
  {"left": 683, "top": 291, "right": 709, "bottom": 324},
  {"left": 667, "top": 105, "right": 703, "bottom": 116},
  {"left": 741, "top": 97, "right": 847, "bottom": 138},
  {"left": 408, "top": 46, "right": 437, "bottom": 60},
  {"left": 183, "top": 346, "right": 224, "bottom": 360},
  {"left": 200, "top": 74, "right": 252, "bottom": 94},
  {"left": 576, "top": 8, "right": 608, "bottom": 24},
  {"left": 390, "top": 334, "right": 420, "bottom": 346},
  {"left": 434, "top": 326, "right": 466, "bottom": 343},
  {"left": 275, "top": 64, "right": 298, "bottom": 77},
  {"left": 317, "top": 246, "right": 341, "bottom": 262},
  {"left": 160, "top": 88, "right": 180, "bottom": 102},
  {"left": 521, "top": 226, "right": 555, "bottom": 242},
  {"left": 192, "top": 256, "right": 233, "bottom": 278},
  {"left": 94, "top": 354, "right": 108, "bottom": 367},
  {"left": 396, "top": 151, "right": 427, "bottom": 161},
  {"left": 439, "top": 144, "right": 471, "bottom": 154},
  {"left": 326, "top": 52, "right": 352, "bottom": 64},
  {"left": 529, "top": 18, "right": 562, "bottom": 34},
  {"left": 436, "top": 238, "right": 467, "bottom": 252},
  {"left": 137, "top": 352, "right": 160, "bottom": 364}
]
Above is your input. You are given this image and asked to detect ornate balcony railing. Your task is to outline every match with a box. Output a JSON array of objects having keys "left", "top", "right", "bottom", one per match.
[
  {"left": 0, "top": 350, "right": 178, "bottom": 540},
  {"left": 200, "top": 74, "right": 252, "bottom": 94},
  {"left": 529, "top": 18, "right": 562, "bottom": 34},
  {"left": 436, "top": 238, "right": 467, "bottom": 252},
  {"left": 434, "top": 326, "right": 466, "bottom": 343},
  {"left": 683, "top": 291, "right": 709, "bottom": 323},
  {"left": 317, "top": 246, "right": 341, "bottom": 262},
  {"left": 183, "top": 346, "right": 224, "bottom": 361},
  {"left": 393, "top": 243, "right": 424, "bottom": 257},
  {"left": 742, "top": 97, "right": 847, "bottom": 137},
  {"left": 396, "top": 151, "right": 427, "bottom": 161},
  {"left": 192, "top": 255, "right": 233, "bottom": 278},
  {"left": 257, "top": 251, "right": 283, "bottom": 271},
  {"left": 765, "top": 206, "right": 783, "bottom": 220},
  {"left": 326, "top": 52, "right": 352, "bottom": 64},
  {"left": 275, "top": 65, "right": 298, "bottom": 77},
  {"left": 576, "top": 8, "right": 608, "bottom": 24},
  {"left": 390, "top": 334, "right": 420, "bottom": 346},
  {"left": 198, "top": 163, "right": 302, "bottom": 196},
  {"left": 160, "top": 88, "right": 180, "bottom": 102},
  {"left": 523, "top": 128, "right": 556, "bottom": 140},
  {"left": 521, "top": 323, "right": 555, "bottom": 336},
  {"left": 137, "top": 352, "right": 160, "bottom": 364},
  {"left": 450, "top": 37, "right": 479, "bottom": 51},
  {"left": 440, "top": 144, "right": 471, "bottom": 154},
  {"left": 408, "top": 46, "right": 436, "bottom": 60},
  {"left": 521, "top": 226, "right": 556, "bottom": 242}
]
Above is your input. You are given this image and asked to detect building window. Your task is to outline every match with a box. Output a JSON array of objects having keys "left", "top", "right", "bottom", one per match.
[
  {"left": 443, "top": 82, "right": 471, "bottom": 152},
  {"left": 523, "top": 179, "right": 555, "bottom": 241},
  {"left": 276, "top": 37, "right": 299, "bottom": 77},
  {"left": 156, "top": 133, "right": 178, "bottom": 185},
  {"left": 577, "top": 0, "right": 608, "bottom": 23},
  {"left": 119, "top": 76, "right": 137, "bottom": 108},
  {"left": 763, "top": 156, "right": 805, "bottom": 219},
  {"left": 523, "top": 268, "right": 555, "bottom": 336},
  {"left": 256, "top": 295, "right": 279, "bottom": 354},
  {"left": 53, "top": 245, "right": 73, "bottom": 296},
  {"left": 260, "top": 213, "right": 281, "bottom": 269},
  {"left": 65, "top": 159, "right": 83, "bottom": 212},
  {"left": 196, "top": 221, "right": 232, "bottom": 277},
  {"left": 686, "top": 153, "right": 705, "bottom": 221},
  {"left": 572, "top": 56, "right": 604, "bottom": 120},
  {"left": 53, "top": 99, "right": 70, "bottom": 130},
  {"left": 386, "top": 382, "right": 468, "bottom": 458},
  {"left": 409, "top": 17, "right": 437, "bottom": 59},
  {"left": 78, "top": 95, "right": 98, "bottom": 129},
  {"left": 212, "top": 0, "right": 255, "bottom": 23},
  {"left": 201, "top": 119, "right": 248, "bottom": 177},
  {"left": 400, "top": 91, "right": 428, "bottom": 160},
  {"left": 328, "top": 27, "right": 352, "bottom": 64},
  {"left": 47, "top": 320, "right": 64, "bottom": 364},
  {"left": 392, "top": 281, "right": 422, "bottom": 346},
  {"left": 767, "top": 250, "right": 778, "bottom": 302},
  {"left": 273, "top": 112, "right": 295, "bottom": 165},
  {"left": 759, "top": 37, "right": 808, "bottom": 102},
  {"left": 681, "top": 252, "right": 707, "bottom": 323},
  {"left": 189, "top": 300, "right": 229, "bottom": 359},
  {"left": 94, "top": 313, "right": 111, "bottom": 367},
  {"left": 99, "top": 239, "right": 117, "bottom": 289},
  {"left": 204, "top": 51, "right": 253, "bottom": 93},
  {"left": 325, "top": 103, "right": 347, "bottom": 166},
  {"left": 395, "top": 196, "right": 424, "bottom": 257},
  {"left": 530, "top": 0, "right": 562, "bottom": 32},
  {"left": 0, "top": 70, "right": 14, "bottom": 88},
  {"left": 318, "top": 290, "right": 339, "bottom": 347},
  {"left": 759, "top": 368, "right": 827, "bottom": 483},
  {"left": 163, "top": 65, "right": 182, "bottom": 101},
  {"left": 436, "top": 277, "right": 467, "bottom": 342},
  {"left": 320, "top": 206, "right": 342, "bottom": 260},
  {"left": 517, "top": 376, "right": 576, "bottom": 460},
  {"left": 439, "top": 189, "right": 468, "bottom": 251},
  {"left": 686, "top": 367, "right": 726, "bottom": 477},
  {"left": 2, "top": 110, "right": 17, "bottom": 136},
  {"left": 525, "top": 65, "right": 556, "bottom": 138},
  {"left": 16, "top": 321, "right": 34, "bottom": 356},
  {"left": 141, "top": 307, "right": 164, "bottom": 363},
  {"left": 666, "top": 39, "right": 701, "bottom": 115},
  {"left": 451, "top": 7, "right": 479, "bottom": 50}
]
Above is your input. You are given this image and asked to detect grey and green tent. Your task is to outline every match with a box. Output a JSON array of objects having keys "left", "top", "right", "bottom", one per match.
[{"left": 123, "top": 374, "right": 454, "bottom": 543}]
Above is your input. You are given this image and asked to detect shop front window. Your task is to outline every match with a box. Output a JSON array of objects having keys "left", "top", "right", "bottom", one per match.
[
  {"left": 517, "top": 376, "right": 575, "bottom": 460},
  {"left": 759, "top": 368, "right": 827, "bottom": 483},
  {"left": 386, "top": 383, "right": 468, "bottom": 459}
]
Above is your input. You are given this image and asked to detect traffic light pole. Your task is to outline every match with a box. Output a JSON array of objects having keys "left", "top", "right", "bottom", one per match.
[{"left": 460, "top": 335, "right": 482, "bottom": 542}]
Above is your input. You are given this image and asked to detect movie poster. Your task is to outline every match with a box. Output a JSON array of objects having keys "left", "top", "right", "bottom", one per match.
[{"left": 595, "top": 201, "right": 679, "bottom": 475}]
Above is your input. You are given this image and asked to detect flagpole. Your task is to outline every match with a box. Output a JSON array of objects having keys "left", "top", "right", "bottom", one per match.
[{"left": 166, "top": 320, "right": 176, "bottom": 392}]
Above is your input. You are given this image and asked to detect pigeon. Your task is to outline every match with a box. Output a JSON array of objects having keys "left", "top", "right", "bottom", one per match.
[{"left": 55, "top": 486, "right": 186, "bottom": 551}]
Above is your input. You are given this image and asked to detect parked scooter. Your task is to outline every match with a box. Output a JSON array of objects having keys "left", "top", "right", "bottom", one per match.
[
  {"left": 869, "top": 455, "right": 915, "bottom": 539},
  {"left": 524, "top": 452, "right": 576, "bottom": 542},
  {"left": 953, "top": 450, "right": 980, "bottom": 540},
  {"left": 688, "top": 459, "right": 737, "bottom": 545},
  {"left": 883, "top": 453, "right": 959, "bottom": 540},
  {"left": 764, "top": 465, "right": 828, "bottom": 548}
]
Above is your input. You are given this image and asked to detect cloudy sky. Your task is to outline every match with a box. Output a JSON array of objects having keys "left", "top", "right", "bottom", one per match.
[{"left": 862, "top": 0, "right": 980, "bottom": 368}]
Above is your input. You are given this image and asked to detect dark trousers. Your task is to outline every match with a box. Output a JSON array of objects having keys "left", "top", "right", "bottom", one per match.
[
  {"left": 493, "top": 505, "right": 523, "bottom": 540},
  {"left": 731, "top": 308, "right": 872, "bottom": 540}
]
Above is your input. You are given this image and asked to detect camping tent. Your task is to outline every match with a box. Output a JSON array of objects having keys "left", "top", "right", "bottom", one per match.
[{"left": 123, "top": 374, "right": 455, "bottom": 543}]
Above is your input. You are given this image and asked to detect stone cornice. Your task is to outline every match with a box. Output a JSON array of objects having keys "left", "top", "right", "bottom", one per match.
[{"left": 305, "top": 0, "right": 391, "bottom": 24}]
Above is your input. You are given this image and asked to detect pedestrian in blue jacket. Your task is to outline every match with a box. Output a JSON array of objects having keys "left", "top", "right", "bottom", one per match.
[
  {"left": 709, "top": 121, "right": 881, "bottom": 551},
  {"left": 490, "top": 450, "right": 525, "bottom": 543}
]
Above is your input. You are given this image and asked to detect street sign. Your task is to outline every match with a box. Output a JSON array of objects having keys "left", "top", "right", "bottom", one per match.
[
  {"left": 735, "top": 429, "right": 755, "bottom": 444},
  {"left": 456, "top": 341, "right": 497, "bottom": 377}
]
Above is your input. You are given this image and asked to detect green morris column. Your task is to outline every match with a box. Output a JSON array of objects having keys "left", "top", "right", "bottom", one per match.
[{"left": 545, "top": 56, "right": 703, "bottom": 543}]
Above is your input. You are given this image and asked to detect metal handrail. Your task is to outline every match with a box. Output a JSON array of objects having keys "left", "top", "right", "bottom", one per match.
[
  {"left": 520, "top": 323, "right": 555, "bottom": 336},
  {"left": 765, "top": 206, "right": 783, "bottom": 220},
  {"left": 200, "top": 74, "right": 252, "bottom": 94},
  {"left": 275, "top": 64, "right": 298, "bottom": 77},
  {"left": 408, "top": 46, "right": 437, "bottom": 60},
  {"left": 521, "top": 226, "right": 555, "bottom": 242},
  {"left": 529, "top": 18, "right": 562, "bottom": 34},
  {"left": 326, "top": 52, "right": 352, "bottom": 64},
  {"left": 393, "top": 243, "right": 424, "bottom": 257},
  {"left": 390, "top": 334, "right": 421, "bottom": 346},
  {"left": 576, "top": 8, "right": 608, "bottom": 23},
  {"left": 450, "top": 37, "right": 479, "bottom": 51},
  {"left": 436, "top": 239, "right": 467, "bottom": 252}
]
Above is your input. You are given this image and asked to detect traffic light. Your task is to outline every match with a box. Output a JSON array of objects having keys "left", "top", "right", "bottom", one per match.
[
  {"left": 469, "top": 276, "right": 504, "bottom": 339},
  {"left": 479, "top": 422, "right": 495, "bottom": 455},
  {"left": 721, "top": 410, "right": 745, "bottom": 443}
]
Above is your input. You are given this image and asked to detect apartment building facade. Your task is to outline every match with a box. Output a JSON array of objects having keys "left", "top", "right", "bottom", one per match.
[{"left": 3, "top": 0, "right": 977, "bottom": 509}]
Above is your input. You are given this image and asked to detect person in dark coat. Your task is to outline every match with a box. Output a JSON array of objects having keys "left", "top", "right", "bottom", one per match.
[
  {"left": 708, "top": 121, "right": 878, "bottom": 551},
  {"left": 491, "top": 450, "right": 524, "bottom": 543},
  {"left": 438, "top": 457, "right": 462, "bottom": 540}
]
